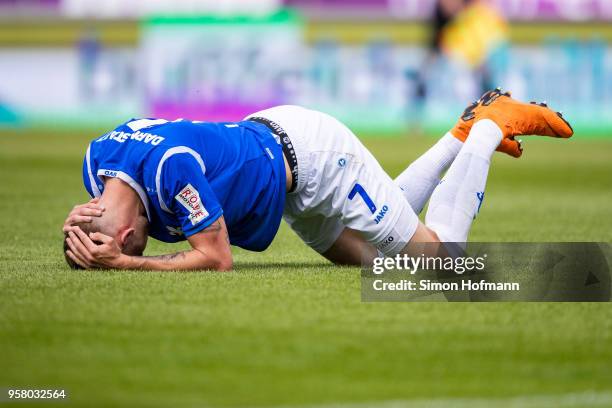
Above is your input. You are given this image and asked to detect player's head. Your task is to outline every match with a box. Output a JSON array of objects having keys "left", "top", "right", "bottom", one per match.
[{"left": 63, "top": 209, "right": 149, "bottom": 269}]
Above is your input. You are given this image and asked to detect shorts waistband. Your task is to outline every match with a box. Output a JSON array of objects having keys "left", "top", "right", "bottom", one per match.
[{"left": 248, "top": 116, "right": 301, "bottom": 193}]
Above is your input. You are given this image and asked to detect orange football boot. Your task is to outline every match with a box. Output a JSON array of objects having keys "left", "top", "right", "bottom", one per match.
[
  {"left": 450, "top": 88, "right": 574, "bottom": 158},
  {"left": 450, "top": 89, "right": 523, "bottom": 157}
]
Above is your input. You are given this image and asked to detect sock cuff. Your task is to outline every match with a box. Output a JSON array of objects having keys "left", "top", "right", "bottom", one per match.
[
  {"left": 441, "top": 131, "right": 463, "bottom": 153},
  {"left": 462, "top": 119, "right": 503, "bottom": 158},
  {"left": 434, "top": 132, "right": 463, "bottom": 169}
]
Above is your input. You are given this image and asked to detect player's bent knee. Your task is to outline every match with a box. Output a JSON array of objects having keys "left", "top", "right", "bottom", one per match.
[
  {"left": 402, "top": 224, "right": 468, "bottom": 259},
  {"left": 410, "top": 223, "right": 441, "bottom": 243},
  {"left": 425, "top": 222, "right": 466, "bottom": 244}
]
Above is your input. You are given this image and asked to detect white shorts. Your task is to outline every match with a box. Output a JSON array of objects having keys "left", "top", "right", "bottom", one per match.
[{"left": 246, "top": 105, "right": 420, "bottom": 256}]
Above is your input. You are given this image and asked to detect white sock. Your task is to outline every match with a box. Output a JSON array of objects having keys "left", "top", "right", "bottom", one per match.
[
  {"left": 425, "top": 119, "right": 502, "bottom": 243},
  {"left": 394, "top": 132, "right": 462, "bottom": 214}
]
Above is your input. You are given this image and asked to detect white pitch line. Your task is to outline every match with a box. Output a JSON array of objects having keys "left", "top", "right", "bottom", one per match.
[{"left": 269, "top": 391, "right": 612, "bottom": 408}]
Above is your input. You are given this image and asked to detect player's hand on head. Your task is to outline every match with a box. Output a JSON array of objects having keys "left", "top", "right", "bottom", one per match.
[
  {"left": 64, "top": 226, "right": 123, "bottom": 269},
  {"left": 63, "top": 198, "right": 105, "bottom": 232}
]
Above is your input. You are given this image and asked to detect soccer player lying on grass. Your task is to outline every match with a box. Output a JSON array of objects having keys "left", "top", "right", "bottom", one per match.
[{"left": 63, "top": 89, "right": 573, "bottom": 270}]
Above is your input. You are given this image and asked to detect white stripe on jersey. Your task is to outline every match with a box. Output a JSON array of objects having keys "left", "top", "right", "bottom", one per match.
[
  {"left": 155, "top": 146, "right": 207, "bottom": 213},
  {"left": 86, "top": 144, "right": 101, "bottom": 198},
  {"left": 126, "top": 118, "right": 168, "bottom": 132}
]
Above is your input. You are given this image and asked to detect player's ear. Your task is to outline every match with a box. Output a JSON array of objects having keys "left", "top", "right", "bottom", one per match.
[{"left": 117, "top": 227, "right": 135, "bottom": 249}]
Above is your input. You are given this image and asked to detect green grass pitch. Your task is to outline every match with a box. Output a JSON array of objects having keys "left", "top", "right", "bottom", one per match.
[{"left": 1, "top": 129, "right": 612, "bottom": 408}]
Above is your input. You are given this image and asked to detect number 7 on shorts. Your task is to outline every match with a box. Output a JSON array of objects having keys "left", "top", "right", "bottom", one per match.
[{"left": 348, "top": 183, "right": 377, "bottom": 214}]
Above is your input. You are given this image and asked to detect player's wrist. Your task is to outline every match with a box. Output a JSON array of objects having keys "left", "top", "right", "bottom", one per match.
[{"left": 114, "top": 253, "right": 135, "bottom": 269}]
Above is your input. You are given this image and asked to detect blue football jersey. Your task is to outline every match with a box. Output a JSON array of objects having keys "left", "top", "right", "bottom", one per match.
[{"left": 82, "top": 118, "right": 286, "bottom": 251}]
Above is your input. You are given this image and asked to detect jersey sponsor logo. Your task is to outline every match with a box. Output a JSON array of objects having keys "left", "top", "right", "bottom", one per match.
[
  {"left": 103, "top": 170, "right": 118, "bottom": 177},
  {"left": 96, "top": 130, "right": 165, "bottom": 146},
  {"left": 374, "top": 205, "right": 389, "bottom": 224},
  {"left": 175, "top": 183, "right": 209, "bottom": 225}
]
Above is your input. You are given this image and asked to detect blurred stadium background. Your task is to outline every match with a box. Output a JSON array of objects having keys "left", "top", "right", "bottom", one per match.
[
  {"left": 2, "top": 2, "right": 612, "bottom": 407},
  {"left": 1, "top": 0, "right": 612, "bottom": 136}
]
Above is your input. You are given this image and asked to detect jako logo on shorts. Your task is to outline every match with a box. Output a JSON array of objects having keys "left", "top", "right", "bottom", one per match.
[
  {"left": 374, "top": 205, "right": 389, "bottom": 224},
  {"left": 378, "top": 235, "right": 394, "bottom": 250}
]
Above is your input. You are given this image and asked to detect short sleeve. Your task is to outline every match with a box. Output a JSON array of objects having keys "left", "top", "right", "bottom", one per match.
[
  {"left": 82, "top": 156, "right": 95, "bottom": 198},
  {"left": 158, "top": 151, "right": 223, "bottom": 237},
  {"left": 82, "top": 143, "right": 101, "bottom": 199}
]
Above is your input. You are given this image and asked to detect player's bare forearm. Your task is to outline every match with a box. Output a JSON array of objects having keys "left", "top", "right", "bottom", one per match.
[
  {"left": 120, "top": 219, "right": 232, "bottom": 271},
  {"left": 118, "top": 247, "right": 233, "bottom": 271}
]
